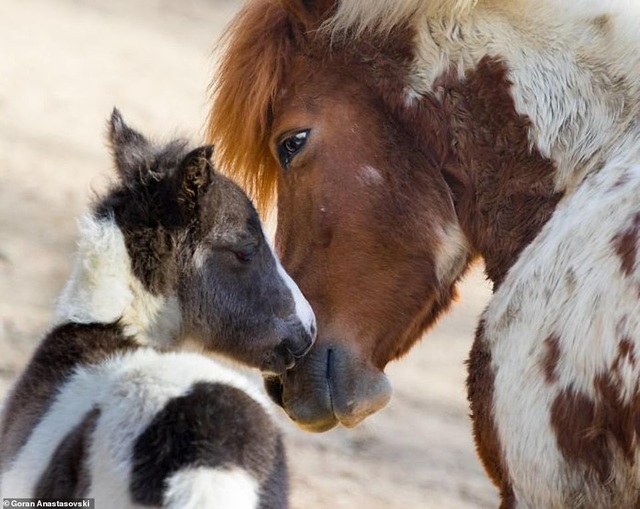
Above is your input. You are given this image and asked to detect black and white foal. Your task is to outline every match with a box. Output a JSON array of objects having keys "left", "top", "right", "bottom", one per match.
[{"left": 0, "top": 110, "right": 316, "bottom": 508}]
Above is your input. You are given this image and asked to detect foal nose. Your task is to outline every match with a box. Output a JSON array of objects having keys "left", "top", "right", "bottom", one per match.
[
  {"left": 282, "top": 330, "right": 315, "bottom": 359},
  {"left": 280, "top": 319, "right": 316, "bottom": 368}
]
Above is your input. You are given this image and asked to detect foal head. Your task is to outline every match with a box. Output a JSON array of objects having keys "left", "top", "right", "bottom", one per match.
[
  {"left": 210, "top": 0, "right": 471, "bottom": 430},
  {"left": 97, "top": 109, "right": 316, "bottom": 374}
]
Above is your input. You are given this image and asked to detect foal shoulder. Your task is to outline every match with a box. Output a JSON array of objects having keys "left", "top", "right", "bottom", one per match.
[{"left": 0, "top": 322, "right": 135, "bottom": 473}]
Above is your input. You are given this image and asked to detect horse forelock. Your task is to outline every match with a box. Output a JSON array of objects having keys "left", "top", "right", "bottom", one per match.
[
  {"left": 208, "top": 0, "right": 299, "bottom": 215},
  {"left": 208, "top": 0, "right": 425, "bottom": 215}
]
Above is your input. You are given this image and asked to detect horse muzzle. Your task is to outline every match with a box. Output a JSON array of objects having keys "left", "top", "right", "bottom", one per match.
[{"left": 264, "top": 342, "right": 392, "bottom": 432}]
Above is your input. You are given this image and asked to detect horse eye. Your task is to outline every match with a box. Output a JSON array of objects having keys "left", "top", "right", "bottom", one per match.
[{"left": 277, "top": 129, "right": 310, "bottom": 168}]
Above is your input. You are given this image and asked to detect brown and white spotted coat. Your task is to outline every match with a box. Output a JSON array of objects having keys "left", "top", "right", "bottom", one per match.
[
  {"left": 210, "top": 0, "right": 640, "bottom": 506},
  {"left": 393, "top": 0, "right": 640, "bottom": 506}
]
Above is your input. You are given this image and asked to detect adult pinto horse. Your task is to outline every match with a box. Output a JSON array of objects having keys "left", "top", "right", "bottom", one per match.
[{"left": 209, "top": 0, "right": 640, "bottom": 506}]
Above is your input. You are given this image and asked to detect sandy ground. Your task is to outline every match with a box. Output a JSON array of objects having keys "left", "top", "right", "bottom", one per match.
[{"left": 0, "top": 0, "right": 499, "bottom": 507}]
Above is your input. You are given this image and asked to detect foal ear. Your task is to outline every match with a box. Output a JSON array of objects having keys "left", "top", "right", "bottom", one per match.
[
  {"left": 108, "top": 108, "right": 151, "bottom": 184},
  {"left": 176, "top": 145, "right": 215, "bottom": 216}
]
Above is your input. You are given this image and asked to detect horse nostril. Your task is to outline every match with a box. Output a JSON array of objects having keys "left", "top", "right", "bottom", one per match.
[
  {"left": 309, "top": 323, "right": 317, "bottom": 339},
  {"left": 325, "top": 347, "right": 334, "bottom": 381}
]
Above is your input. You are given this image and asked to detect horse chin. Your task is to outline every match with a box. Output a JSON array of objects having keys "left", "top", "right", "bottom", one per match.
[{"left": 263, "top": 342, "right": 392, "bottom": 433}]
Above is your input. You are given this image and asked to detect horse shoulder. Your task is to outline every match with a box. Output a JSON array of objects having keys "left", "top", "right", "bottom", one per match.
[{"left": 471, "top": 159, "right": 640, "bottom": 506}]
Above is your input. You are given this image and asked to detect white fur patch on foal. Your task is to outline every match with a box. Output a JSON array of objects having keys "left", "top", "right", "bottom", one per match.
[
  {"left": 1, "top": 348, "right": 271, "bottom": 501},
  {"left": 164, "top": 467, "right": 259, "bottom": 509},
  {"left": 53, "top": 214, "right": 181, "bottom": 347},
  {"left": 269, "top": 242, "right": 317, "bottom": 338}
]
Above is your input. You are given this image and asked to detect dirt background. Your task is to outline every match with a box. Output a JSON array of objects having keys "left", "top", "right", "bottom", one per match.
[{"left": 0, "top": 1, "right": 499, "bottom": 507}]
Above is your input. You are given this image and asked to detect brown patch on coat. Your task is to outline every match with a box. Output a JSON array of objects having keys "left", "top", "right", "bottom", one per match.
[
  {"left": 591, "top": 14, "right": 612, "bottom": 35},
  {"left": 467, "top": 321, "right": 515, "bottom": 506},
  {"left": 541, "top": 334, "right": 561, "bottom": 384},
  {"left": 614, "top": 338, "right": 637, "bottom": 370},
  {"left": 0, "top": 322, "right": 136, "bottom": 470},
  {"left": 35, "top": 407, "right": 101, "bottom": 498},
  {"left": 551, "top": 340, "right": 640, "bottom": 484},
  {"left": 611, "top": 170, "right": 630, "bottom": 190},
  {"left": 550, "top": 386, "right": 613, "bottom": 484},
  {"left": 428, "top": 57, "right": 563, "bottom": 286},
  {"left": 612, "top": 212, "right": 640, "bottom": 277},
  {"left": 565, "top": 268, "right": 578, "bottom": 294}
]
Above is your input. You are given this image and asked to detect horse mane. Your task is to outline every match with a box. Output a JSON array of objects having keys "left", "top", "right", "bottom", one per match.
[
  {"left": 329, "top": 0, "right": 478, "bottom": 35},
  {"left": 207, "top": 0, "right": 297, "bottom": 215}
]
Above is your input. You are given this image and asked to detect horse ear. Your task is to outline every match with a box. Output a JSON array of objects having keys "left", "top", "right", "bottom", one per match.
[
  {"left": 176, "top": 145, "right": 215, "bottom": 216},
  {"left": 108, "top": 108, "right": 151, "bottom": 185}
]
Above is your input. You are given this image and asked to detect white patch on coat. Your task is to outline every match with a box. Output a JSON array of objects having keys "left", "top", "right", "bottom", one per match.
[
  {"left": 404, "top": 87, "right": 422, "bottom": 107},
  {"left": 404, "top": 0, "right": 640, "bottom": 193},
  {"left": 164, "top": 467, "right": 259, "bottom": 509},
  {"left": 434, "top": 222, "right": 471, "bottom": 284},
  {"left": 53, "top": 214, "right": 181, "bottom": 348},
  {"left": 482, "top": 158, "right": 640, "bottom": 507},
  {"left": 384, "top": 0, "right": 640, "bottom": 505},
  {"left": 357, "top": 165, "right": 385, "bottom": 186},
  {"left": 1, "top": 349, "right": 271, "bottom": 501},
  {"left": 192, "top": 245, "right": 208, "bottom": 270}
]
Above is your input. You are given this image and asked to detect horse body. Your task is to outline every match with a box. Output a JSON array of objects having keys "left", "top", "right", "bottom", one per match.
[
  {"left": 406, "top": 3, "right": 640, "bottom": 505},
  {"left": 210, "top": 0, "right": 640, "bottom": 505},
  {"left": 478, "top": 159, "right": 640, "bottom": 507}
]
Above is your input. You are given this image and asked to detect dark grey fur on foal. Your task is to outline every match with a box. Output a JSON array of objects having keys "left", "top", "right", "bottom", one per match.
[
  {"left": 101, "top": 110, "right": 316, "bottom": 371},
  {"left": 0, "top": 110, "right": 316, "bottom": 508}
]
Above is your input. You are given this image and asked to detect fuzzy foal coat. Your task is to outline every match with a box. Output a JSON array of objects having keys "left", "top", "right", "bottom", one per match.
[
  {"left": 0, "top": 215, "right": 287, "bottom": 509},
  {"left": 0, "top": 112, "right": 308, "bottom": 508}
]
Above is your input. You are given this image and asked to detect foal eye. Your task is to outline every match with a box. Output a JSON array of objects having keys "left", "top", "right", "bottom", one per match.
[
  {"left": 233, "top": 245, "right": 256, "bottom": 263},
  {"left": 277, "top": 129, "right": 310, "bottom": 168}
]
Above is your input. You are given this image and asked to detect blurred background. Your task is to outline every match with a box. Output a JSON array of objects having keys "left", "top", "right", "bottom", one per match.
[{"left": 0, "top": 0, "right": 497, "bottom": 506}]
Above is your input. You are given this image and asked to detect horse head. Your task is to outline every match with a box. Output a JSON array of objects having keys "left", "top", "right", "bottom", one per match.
[{"left": 209, "top": 0, "right": 474, "bottom": 431}]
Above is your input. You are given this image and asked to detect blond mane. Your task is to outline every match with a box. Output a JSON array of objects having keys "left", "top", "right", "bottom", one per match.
[{"left": 329, "top": 0, "right": 478, "bottom": 35}]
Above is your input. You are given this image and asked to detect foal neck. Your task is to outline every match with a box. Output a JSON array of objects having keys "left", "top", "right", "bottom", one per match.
[{"left": 53, "top": 214, "right": 181, "bottom": 348}]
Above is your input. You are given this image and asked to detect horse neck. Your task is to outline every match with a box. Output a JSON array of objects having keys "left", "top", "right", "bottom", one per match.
[
  {"left": 53, "top": 214, "right": 181, "bottom": 348},
  {"left": 409, "top": 0, "right": 640, "bottom": 284}
]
